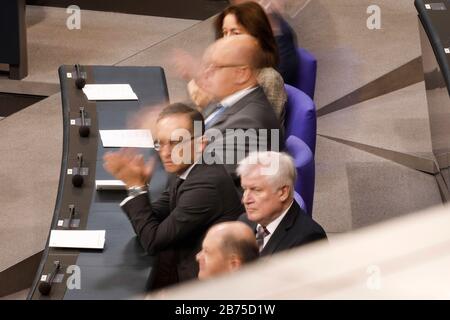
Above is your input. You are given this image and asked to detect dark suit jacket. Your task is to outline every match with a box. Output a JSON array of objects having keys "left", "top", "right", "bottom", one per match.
[
  {"left": 239, "top": 201, "right": 327, "bottom": 256},
  {"left": 203, "top": 86, "right": 284, "bottom": 185},
  {"left": 122, "top": 163, "right": 244, "bottom": 289},
  {"left": 271, "top": 12, "right": 300, "bottom": 86}
]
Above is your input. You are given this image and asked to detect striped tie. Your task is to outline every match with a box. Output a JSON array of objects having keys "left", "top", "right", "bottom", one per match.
[{"left": 256, "top": 225, "right": 270, "bottom": 252}]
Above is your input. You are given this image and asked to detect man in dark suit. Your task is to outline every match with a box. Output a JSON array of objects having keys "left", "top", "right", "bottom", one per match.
[
  {"left": 196, "top": 35, "right": 284, "bottom": 184},
  {"left": 237, "top": 151, "right": 326, "bottom": 256},
  {"left": 103, "top": 103, "right": 244, "bottom": 289}
]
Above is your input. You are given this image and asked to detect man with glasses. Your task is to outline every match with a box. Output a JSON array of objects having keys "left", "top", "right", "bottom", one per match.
[
  {"left": 196, "top": 35, "right": 283, "bottom": 187},
  {"left": 103, "top": 103, "right": 244, "bottom": 289}
]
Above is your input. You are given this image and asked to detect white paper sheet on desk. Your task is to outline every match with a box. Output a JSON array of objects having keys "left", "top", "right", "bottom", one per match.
[
  {"left": 49, "top": 230, "right": 106, "bottom": 250},
  {"left": 82, "top": 84, "right": 138, "bottom": 100},
  {"left": 99, "top": 129, "right": 154, "bottom": 148},
  {"left": 95, "top": 180, "right": 126, "bottom": 190}
]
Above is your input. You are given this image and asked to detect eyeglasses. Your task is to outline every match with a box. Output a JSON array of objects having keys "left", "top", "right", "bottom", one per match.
[{"left": 154, "top": 136, "right": 196, "bottom": 152}]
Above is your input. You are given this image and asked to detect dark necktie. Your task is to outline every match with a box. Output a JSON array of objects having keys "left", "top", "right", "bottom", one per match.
[
  {"left": 256, "top": 225, "right": 270, "bottom": 252},
  {"left": 174, "top": 177, "right": 184, "bottom": 196},
  {"left": 170, "top": 177, "right": 184, "bottom": 210}
]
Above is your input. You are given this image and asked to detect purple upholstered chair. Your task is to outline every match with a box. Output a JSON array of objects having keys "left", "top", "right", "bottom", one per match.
[
  {"left": 284, "top": 84, "right": 317, "bottom": 155},
  {"left": 285, "top": 135, "right": 315, "bottom": 216},
  {"left": 294, "top": 191, "right": 307, "bottom": 214},
  {"left": 294, "top": 47, "right": 317, "bottom": 100}
]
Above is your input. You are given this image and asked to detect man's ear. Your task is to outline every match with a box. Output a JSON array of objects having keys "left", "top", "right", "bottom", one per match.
[
  {"left": 234, "top": 66, "right": 252, "bottom": 85},
  {"left": 197, "top": 135, "right": 208, "bottom": 152},
  {"left": 279, "top": 185, "right": 291, "bottom": 202},
  {"left": 229, "top": 254, "right": 242, "bottom": 272},
  {"left": 193, "top": 135, "right": 208, "bottom": 157}
]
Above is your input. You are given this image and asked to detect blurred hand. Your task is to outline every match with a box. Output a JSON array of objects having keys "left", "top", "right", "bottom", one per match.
[
  {"left": 127, "top": 104, "right": 164, "bottom": 138},
  {"left": 103, "top": 149, "right": 156, "bottom": 188},
  {"left": 188, "top": 79, "right": 213, "bottom": 110},
  {"left": 170, "top": 49, "right": 199, "bottom": 81}
]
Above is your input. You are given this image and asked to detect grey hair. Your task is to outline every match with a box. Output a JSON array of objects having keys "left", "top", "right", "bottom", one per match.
[{"left": 236, "top": 151, "right": 296, "bottom": 196}]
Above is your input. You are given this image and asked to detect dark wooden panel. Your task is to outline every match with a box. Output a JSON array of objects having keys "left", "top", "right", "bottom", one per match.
[
  {"left": 0, "top": 93, "right": 46, "bottom": 117},
  {"left": 0, "top": 0, "right": 28, "bottom": 79},
  {"left": 26, "top": 0, "right": 229, "bottom": 20},
  {"left": 0, "top": 251, "right": 42, "bottom": 298}
]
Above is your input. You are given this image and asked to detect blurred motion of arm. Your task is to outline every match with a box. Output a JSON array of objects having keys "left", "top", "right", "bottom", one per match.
[{"left": 187, "top": 79, "right": 214, "bottom": 111}]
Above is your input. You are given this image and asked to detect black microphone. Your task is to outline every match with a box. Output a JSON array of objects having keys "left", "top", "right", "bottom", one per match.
[
  {"left": 38, "top": 261, "right": 61, "bottom": 296},
  {"left": 75, "top": 64, "right": 86, "bottom": 89},
  {"left": 72, "top": 153, "right": 84, "bottom": 188},
  {"left": 67, "top": 204, "right": 75, "bottom": 229},
  {"left": 79, "top": 106, "right": 90, "bottom": 137}
]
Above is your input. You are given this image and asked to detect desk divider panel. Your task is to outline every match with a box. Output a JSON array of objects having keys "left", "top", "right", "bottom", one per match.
[
  {"left": 415, "top": 0, "right": 450, "bottom": 198},
  {"left": 29, "top": 65, "right": 169, "bottom": 299}
]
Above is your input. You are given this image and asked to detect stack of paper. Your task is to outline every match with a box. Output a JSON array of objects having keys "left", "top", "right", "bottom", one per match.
[
  {"left": 95, "top": 180, "right": 126, "bottom": 190},
  {"left": 99, "top": 129, "right": 154, "bottom": 148},
  {"left": 82, "top": 84, "right": 138, "bottom": 100},
  {"left": 49, "top": 230, "right": 106, "bottom": 250}
]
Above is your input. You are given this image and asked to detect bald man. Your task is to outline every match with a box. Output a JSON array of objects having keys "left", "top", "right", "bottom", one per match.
[
  {"left": 196, "top": 35, "right": 284, "bottom": 186},
  {"left": 196, "top": 221, "right": 259, "bottom": 280},
  {"left": 198, "top": 35, "right": 264, "bottom": 102}
]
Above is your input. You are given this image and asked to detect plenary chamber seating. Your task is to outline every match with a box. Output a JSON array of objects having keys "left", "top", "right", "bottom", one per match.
[
  {"left": 285, "top": 135, "right": 315, "bottom": 216},
  {"left": 284, "top": 84, "right": 317, "bottom": 155},
  {"left": 28, "top": 65, "right": 169, "bottom": 300},
  {"left": 284, "top": 48, "right": 318, "bottom": 216},
  {"left": 294, "top": 47, "right": 317, "bottom": 100},
  {"left": 415, "top": 0, "right": 450, "bottom": 196}
]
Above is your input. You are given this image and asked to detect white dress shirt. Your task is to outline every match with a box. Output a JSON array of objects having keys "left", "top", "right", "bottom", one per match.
[{"left": 204, "top": 86, "right": 258, "bottom": 125}]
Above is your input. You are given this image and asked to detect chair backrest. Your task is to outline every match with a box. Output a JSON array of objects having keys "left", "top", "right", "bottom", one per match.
[
  {"left": 295, "top": 47, "right": 317, "bottom": 100},
  {"left": 294, "top": 191, "right": 307, "bottom": 214},
  {"left": 285, "top": 135, "right": 315, "bottom": 216},
  {"left": 284, "top": 84, "right": 317, "bottom": 155}
]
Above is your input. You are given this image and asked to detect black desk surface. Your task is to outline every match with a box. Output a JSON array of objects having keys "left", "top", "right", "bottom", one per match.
[
  {"left": 29, "top": 65, "right": 169, "bottom": 299},
  {"left": 415, "top": 0, "right": 450, "bottom": 94}
]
